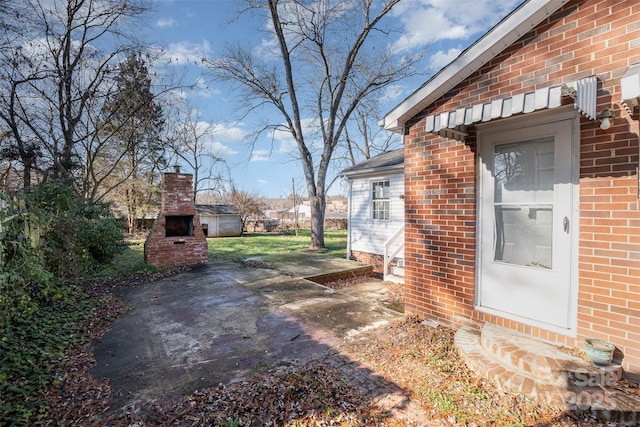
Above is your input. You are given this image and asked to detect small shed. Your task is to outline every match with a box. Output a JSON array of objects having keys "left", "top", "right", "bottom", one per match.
[{"left": 196, "top": 204, "right": 242, "bottom": 237}]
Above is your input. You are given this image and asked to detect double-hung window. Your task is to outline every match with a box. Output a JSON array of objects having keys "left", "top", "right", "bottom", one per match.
[{"left": 372, "top": 180, "right": 390, "bottom": 220}]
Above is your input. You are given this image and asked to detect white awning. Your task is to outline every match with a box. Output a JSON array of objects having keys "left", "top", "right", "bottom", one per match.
[
  {"left": 423, "top": 76, "right": 597, "bottom": 141},
  {"left": 621, "top": 62, "right": 640, "bottom": 115}
]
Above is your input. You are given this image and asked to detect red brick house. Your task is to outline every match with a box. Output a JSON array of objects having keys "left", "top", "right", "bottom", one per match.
[{"left": 381, "top": 0, "right": 640, "bottom": 378}]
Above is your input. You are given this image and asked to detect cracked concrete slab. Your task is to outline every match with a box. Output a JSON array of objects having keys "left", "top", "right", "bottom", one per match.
[{"left": 91, "top": 256, "right": 402, "bottom": 415}]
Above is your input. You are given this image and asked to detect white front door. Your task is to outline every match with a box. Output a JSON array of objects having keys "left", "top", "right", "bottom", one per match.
[{"left": 477, "top": 111, "right": 578, "bottom": 333}]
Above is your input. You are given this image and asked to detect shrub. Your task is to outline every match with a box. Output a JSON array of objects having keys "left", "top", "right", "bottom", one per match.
[
  {"left": 25, "top": 181, "right": 126, "bottom": 277},
  {"left": 0, "top": 185, "right": 120, "bottom": 423},
  {"left": 0, "top": 194, "right": 52, "bottom": 323},
  {"left": 0, "top": 194, "right": 60, "bottom": 423}
]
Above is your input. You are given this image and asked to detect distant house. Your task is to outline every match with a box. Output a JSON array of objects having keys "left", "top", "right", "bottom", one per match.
[
  {"left": 340, "top": 149, "right": 404, "bottom": 281},
  {"left": 381, "top": 0, "right": 640, "bottom": 378},
  {"left": 196, "top": 204, "right": 242, "bottom": 237}
]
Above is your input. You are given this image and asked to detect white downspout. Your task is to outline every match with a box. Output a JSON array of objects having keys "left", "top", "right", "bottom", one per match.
[{"left": 346, "top": 179, "right": 352, "bottom": 260}]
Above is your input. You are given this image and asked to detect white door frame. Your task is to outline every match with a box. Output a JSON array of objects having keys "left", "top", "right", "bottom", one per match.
[{"left": 475, "top": 107, "right": 580, "bottom": 336}]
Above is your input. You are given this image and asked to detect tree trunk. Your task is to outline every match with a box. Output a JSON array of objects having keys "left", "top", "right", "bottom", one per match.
[
  {"left": 309, "top": 195, "right": 325, "bottom": 249},
  {"left": 126, "top": 187, "right": 136, "bottom": 234},
  {"left": 22, "top": 161, "right": 31, "bottom": 190}
]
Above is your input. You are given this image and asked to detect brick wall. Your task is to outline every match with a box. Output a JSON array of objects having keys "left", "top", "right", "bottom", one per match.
[
  {"left": 403, "top": 0, "right": 640, "bottom": 375},
  {"left": 349, "top": 250, "right": 385, "bottom": 276},
  {"left": 144, "top": 173, "right": 209, "bottom": 267}
]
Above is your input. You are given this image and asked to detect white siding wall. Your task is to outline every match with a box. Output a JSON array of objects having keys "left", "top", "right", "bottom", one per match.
[
  {"left": 200, "top": 214, "right": 242, "bottom": 237},
  {"left": 348, "top": 173, "right": 404, "bottom": 257}
]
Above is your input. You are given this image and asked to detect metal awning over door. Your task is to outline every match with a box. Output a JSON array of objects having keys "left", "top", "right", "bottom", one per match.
[{"left": 424, "top": 76, "right": 597, "bottom": 141}]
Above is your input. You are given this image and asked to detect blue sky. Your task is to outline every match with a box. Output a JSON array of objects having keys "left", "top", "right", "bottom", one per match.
[{"left": 144, "top": 0, "right": 523, "bottom": 198}]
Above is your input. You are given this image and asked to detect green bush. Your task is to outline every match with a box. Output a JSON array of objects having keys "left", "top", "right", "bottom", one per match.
[
  {"left": 0, "top": 183, "right": 125, "bottom": 424},
  {"left": 25, "top": 181, "right": 126, "bottom": 277},
  {"left": 0, "top": 194, "right": 60, "bottom": 424},
  {"left": 0, "top": 194, "right": 52, "bottom": 323}
]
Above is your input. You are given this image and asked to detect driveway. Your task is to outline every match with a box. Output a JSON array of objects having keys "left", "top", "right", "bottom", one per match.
[{"left": 91, "top": 255, "right": 403, "bottom": 415}]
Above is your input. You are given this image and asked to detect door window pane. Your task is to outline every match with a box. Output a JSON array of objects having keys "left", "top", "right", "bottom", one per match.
[
  {"left": 494, "top": 205, "right": 553, "bottom": 268},
  {"left": 493, "top": 138, "right": 554, "bottom": 269}
]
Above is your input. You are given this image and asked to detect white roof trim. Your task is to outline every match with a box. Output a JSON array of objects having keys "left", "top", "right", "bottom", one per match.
[
  {"left": 341, "top": 166, "right": 404, "bottom": 179},
  {"left": 382, "top": 0, "right": 571, "bottom": 132},
  {"left": 424, "top": 76, "right": 597, "bottom": 142}
]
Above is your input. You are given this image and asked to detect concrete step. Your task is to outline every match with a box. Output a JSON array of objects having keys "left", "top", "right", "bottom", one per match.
[
  {"left": 383, "top": 273, "right": 404, "bottom": 284},
  {"left": 390, "top": 265, "right": 404, "bottom": 276},
  {"left": 455, "top": 324, "right": 640, "bottom": 425}
]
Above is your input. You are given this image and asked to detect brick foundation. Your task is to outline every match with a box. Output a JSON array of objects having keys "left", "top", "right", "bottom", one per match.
[
  {"left": 144, "top": 172, "right": 208, "bottom": 267},
  {"left": 349, "top": 250, "right": 384, "bottom": 276}
]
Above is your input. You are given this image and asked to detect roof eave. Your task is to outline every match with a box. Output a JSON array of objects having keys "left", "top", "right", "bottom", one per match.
[
  {"left": 341, "top": 164, "right": 404, "bottom": 179},
  {"left": 382, "top": 0, "right": 570, "bottom": 133}
]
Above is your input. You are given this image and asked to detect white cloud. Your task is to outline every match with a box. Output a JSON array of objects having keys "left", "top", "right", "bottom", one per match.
[
  {"left": 273, "top": 128, "right": 298, "bottom": 155},
  {"left": 391, "top": 0, "right": 524, "bottom": 52},
  {"left": 170, "top": 117, "right": 245, "bottom": 159},
  {"left": 392, "top": 8, "right": 466, "bottom": 52},
  {"left": 251, "top": 150, "right": 272, "bottom": 162},
  {"left": 155, "top": 18, "right": 176, "bottom": 28},
  {"left": 429, "top": 47, "right": 462, "bottom": 69},
  {"left": 252, "top": 36, "right": 280, "bottom": 61},
  {"left": 204, "top": 139, "right": 237, "bottom": 157},
  {"left": 193, "top": 120, "right": 248, "bottom": 158},
  {"left": 194, "top": 76, "right": 208, "bottom": 89},
  {"left": 210, "top": 121, "right": 249, "bottom": 144},
  {"left": 188, "top": 76, "right": 212, "bottom": 98},
  {"left": 271, "top": 118, "right": 321, "bottom": 156},
  {"left": 249, "top": 118, "right": 319, "bottom": 161},
  {"left": 160, "top": 40, "right": 211, "bottom": 66},
  {"left": 257, "top": 179, "right": 269, "bottom": 185}
]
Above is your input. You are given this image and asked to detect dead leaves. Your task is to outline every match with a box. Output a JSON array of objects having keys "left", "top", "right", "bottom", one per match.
[
  {"left": 41, "top": 273, "right": 638, "bottom": 426},
  {"left": 119, "top": 362, "right": 400, "bottom": 426}
]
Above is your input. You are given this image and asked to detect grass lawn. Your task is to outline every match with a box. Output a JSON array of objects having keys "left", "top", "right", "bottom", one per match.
[
  {"left": 207, "top": 229, "right": 347, "bottom": 262},
  {"left": 112, "top": 229, "right": 347, "bottom": 274}
]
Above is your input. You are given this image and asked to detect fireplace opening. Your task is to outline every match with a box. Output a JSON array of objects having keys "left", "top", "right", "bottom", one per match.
[{"left": 165, "top": 215, "right": 194, "bottom": 237}]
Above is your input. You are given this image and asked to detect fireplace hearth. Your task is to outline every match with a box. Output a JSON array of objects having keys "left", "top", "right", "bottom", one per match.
[{"left": 144, "top": 171, "right": 208, "bottom": 267}]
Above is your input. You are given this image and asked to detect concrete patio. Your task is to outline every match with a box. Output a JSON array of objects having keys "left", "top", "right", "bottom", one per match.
[{"left": 91, "top": 254, "right": 405, "bottom": 416}]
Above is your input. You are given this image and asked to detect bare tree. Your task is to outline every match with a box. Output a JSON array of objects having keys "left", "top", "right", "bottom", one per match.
[
  {"left": 0, "top": 0, "right": 17, "bottom": 48},
  {"left": 341, "top": 101, "right": 399, "bottom": 166},
  {"left": 166, "top": 104, "right": 231, "bottom": 203},
  {"left": 0, "top": 32, "right": 47, "bottom": 189},
  {"left": 223, "top": 185, "right": 267, "bottom": 233},
  {"left": 0, "top": 0, "right": 149, "bottom": 191},
  {"left": 208, "top": 0, "right": 420, "bottom": 249}
]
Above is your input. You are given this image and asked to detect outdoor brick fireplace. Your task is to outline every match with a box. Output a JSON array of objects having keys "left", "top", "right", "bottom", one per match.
[{"left": 144, "top": 169, "right": 208, "bottom": 267}]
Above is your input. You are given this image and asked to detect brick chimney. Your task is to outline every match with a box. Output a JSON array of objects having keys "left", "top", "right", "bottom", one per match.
[{"left": 144, "top": 171, "right": 208, "bottom": 267}]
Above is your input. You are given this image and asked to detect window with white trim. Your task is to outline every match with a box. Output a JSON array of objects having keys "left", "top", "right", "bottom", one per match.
[{"left": 372, "top": 180, "right": 390, "bottom": 220}]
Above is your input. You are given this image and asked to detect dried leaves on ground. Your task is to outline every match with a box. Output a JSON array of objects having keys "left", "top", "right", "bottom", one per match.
[{"left": 42, "top": 273, "right": 637, "bottom": 426}]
